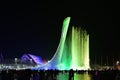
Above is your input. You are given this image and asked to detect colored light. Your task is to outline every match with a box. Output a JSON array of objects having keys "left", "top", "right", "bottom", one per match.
[
  {"left": 74, "top": 73, "right": 91, "bottom": 80},
  {"left": 21, "top": 54, "right": 44, "bottom": 65},
  {"left": 57, "top": 72, "right": 91, "bottom": 80},
  {"left": 32, "top": 17, "right": 90, "bottom": 70}
]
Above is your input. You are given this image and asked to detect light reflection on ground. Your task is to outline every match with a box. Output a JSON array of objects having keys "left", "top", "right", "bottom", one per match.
[{"left": 57, "top": 72, "right": 91, "bottom": 80}]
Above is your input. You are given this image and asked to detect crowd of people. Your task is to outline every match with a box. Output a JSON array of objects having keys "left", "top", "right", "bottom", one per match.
[
  {"left": 0, "top": 69, "right": 73, "bottom": 80},
  {"left": 0, "top": 69, "right": 119, "bottom": 80}
]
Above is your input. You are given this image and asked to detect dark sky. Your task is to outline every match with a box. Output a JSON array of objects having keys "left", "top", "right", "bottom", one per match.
[{"left": 0, "top": 1, "right": 117, "bottom": 63}]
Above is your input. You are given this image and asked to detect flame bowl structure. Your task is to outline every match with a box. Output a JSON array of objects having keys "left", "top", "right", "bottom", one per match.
[{"left": 32, "top": 17, "right": 90, "bottom": 70}]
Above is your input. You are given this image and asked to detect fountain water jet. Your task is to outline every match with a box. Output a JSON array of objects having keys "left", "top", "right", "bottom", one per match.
[{"left": 32, "top": 17, "right": 90, "bottom": 70}]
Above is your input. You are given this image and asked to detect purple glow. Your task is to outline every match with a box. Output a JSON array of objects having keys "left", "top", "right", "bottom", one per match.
[
  {"left": 21, "top": 54, "right": 44, "bottom": 65},
  {"left": 28, "top": 54, "right": 44, "bottom": 65}
]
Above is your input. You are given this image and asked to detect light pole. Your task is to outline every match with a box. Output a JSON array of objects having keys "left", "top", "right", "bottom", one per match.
[
  {"left": 101, "top": 56, "right": 102, "bottom": 69},
  {"left": 15, "top": 58, "right": 17, "bottom": 65}
]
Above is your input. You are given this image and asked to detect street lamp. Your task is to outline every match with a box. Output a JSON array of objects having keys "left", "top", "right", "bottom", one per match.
[{"left": 15, "top": 58, "right": 17, "bottom": 65}]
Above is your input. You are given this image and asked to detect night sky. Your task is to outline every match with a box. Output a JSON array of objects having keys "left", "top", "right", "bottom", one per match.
[{"left": 0, "top": 1, "right": 116, "bottom": 64}]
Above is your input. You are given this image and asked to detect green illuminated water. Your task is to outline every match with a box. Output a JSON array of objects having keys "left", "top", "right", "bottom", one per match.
[
  {"left": 74, "top": 73, "right": 91, "bottom": 80},
  {"left": 57, "top": 72, "right": 69, "bottom": 80},
  {"left": 48, "top": 17, "right": 71, "bottom": 69},
  {"left": 33, "top": 17, "right": 90, "bottom": 70},
  {"left": 71, "top": 27, "right": 90, "bottom": 70},
  {"left": 57, "top": 72, "right": 91, "bottom": 80},
  {"left": 59, "top": 26, "right": 90, "bottom": 70}
]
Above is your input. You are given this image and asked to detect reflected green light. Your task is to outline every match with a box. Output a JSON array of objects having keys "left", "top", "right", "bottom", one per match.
[
  {"left": 74, "top": 73, "right": 91, "bottom": 80},
  {"left": 57, "top": 72, "right": 91, "bottom": 80},
  {"left": 57, "top": 72, "right": 69, "bottom": 80}
]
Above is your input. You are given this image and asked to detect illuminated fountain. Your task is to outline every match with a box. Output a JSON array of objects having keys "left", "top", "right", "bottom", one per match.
[
  {"left": 71, "top": 27, "right": 89, "bottom": 70},
  {"left": 32, "top": 17, "right": 90, "bottom": 70}
]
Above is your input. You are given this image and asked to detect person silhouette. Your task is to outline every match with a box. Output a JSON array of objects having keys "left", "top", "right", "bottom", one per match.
[{"left": 69, "top": 69, "right": 74, "bottom": 80}]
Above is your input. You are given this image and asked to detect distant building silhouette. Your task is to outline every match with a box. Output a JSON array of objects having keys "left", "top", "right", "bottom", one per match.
[{"left": 21, "top": 53, "right": 44, "bottom": 65}]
